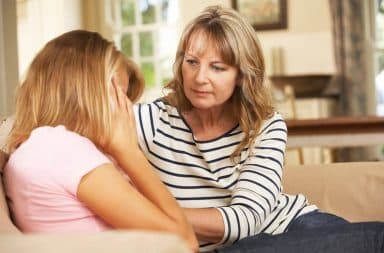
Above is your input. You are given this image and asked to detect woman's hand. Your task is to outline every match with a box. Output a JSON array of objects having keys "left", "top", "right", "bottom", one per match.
[{"left": 104, "top": 81, "right": 140, "bottom": 161}]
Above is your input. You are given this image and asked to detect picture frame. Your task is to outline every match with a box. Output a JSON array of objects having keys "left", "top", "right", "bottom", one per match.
[{"left": 232, "top": 0, "right": 287, "bottom": 31}]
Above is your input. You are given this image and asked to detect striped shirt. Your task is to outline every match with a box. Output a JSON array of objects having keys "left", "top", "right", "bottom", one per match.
[{"left": 134, "top": 99, "right": 317, "bottom": 252}]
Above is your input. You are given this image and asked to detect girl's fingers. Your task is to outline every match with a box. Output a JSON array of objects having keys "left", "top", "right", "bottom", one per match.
[
  {"left": 111, "top": 80, "right": 135, "bottom": 128},
  {"left": 110, "top": 81, "right": 120, "bottom": 111},
  {"left": 125, "top": 97, "right": 133, "bottom": 117},
  {"left": 112, "top": 81, "right": 128, "bottom": 112},
  {"left": 118, "top": 85, "right": 130, "bottom": 113},
  {"left": 114, "top": 82, "right": 123, "bottom": 108}
]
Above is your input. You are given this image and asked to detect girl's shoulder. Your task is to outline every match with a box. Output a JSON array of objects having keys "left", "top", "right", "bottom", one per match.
[{"left": 16, "top": 125, "right": 99, "bottom": 158}]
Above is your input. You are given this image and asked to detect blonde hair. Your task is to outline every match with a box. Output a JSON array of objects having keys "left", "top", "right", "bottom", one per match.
[
  {"left": 7, "top": 30, "right": 144, "bottom": 151},
  {"left": 164, "top": 5, "right": 274, "bottom": 160}
]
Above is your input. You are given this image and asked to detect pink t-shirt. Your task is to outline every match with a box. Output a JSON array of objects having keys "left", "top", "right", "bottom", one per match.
[{"left": 4, "top": 125, "right": 112, "bottom": 232}]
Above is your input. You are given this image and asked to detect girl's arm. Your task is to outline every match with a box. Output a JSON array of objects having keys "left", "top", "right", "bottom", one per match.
[
  {"left": 78, "top": 82, "right": 197, "bottom": 252},
  {"left": 77, "top": 160, "right": 197, "bottom": 252}
]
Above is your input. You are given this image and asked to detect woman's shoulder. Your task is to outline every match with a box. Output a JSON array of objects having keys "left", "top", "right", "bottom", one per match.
[
  {"left": 258, "top": 112, "right": 287, "bottom": 133},
  {"left": 134, "top": 98, "right": 179, "bottom": 117},
  {"left": 263, "top": 112, "right": 286, "bottom": 125}
]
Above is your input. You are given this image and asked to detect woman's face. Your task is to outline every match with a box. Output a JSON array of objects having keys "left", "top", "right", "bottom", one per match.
[{"left": 181, "top": 33, "right": 239, "bottom": 110}]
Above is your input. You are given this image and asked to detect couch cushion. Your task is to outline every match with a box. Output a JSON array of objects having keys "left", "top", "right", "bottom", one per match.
[
  {"left": 283, "top": 162, "right": 384, "bottom": 222},
  {"left": 0, "top": 231, "right": 190, "bottom": 252}
]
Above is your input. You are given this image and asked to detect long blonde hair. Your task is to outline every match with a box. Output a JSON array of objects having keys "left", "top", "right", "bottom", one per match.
[
  {"left": 7, "top": 30, "right": 144, "bottom": 151},
  {"left": 164, "top": 5, "right": 274, "bottom": 159}
]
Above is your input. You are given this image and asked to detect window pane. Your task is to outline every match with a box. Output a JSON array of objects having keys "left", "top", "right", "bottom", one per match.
[
  {"left": 161, "top": 0, "right": 178, "bottom": 23},
  {"left": 161, "top": 77, "right": 172, "bottom": 86},
  {"left": 158, "top": 27, "right": 177, "bottom": 58},
  {"left": 121, "top": 0, "right": 135, "bottom": 26},
  {"left": 375, "top": 50, "right": 384, "bottom": 114},
  {"left": 160, "top": 57, "right": 173, "bottom": 86},
  {"left": 379, "top": 52, "right": 384, "bottom": 71},
  {"left": 376, "top": 1, "right": 384, "bottom": 115},
  {"left": 140, "top": 0, "right": 155, "bottom": 24},
  {"left": 378, "top": 0, "right": 384, "bottom": 46},
  {"left": 141, "top": 62, "right": 155, "bottom": 88},
  {"left": 139, "top": 32, "right": 153, "bottom": 56},
  {"left": 161, "top": 0, "right": 169, "bottom": 22},
  {"left": 121, "top": 33, "right": 133, "bottom": 57}
]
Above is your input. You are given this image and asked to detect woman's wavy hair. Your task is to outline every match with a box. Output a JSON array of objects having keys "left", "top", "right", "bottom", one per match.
[
  {"left": 7, "top": 30, "right": 144, "bottom": 151},
  {"left": 164, "top": 5, "right": 274, "bottom": 160}
]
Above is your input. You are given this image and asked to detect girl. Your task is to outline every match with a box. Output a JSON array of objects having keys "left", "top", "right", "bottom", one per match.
[{"left": 4, "top": 30, "right": 197, "bottom": 252}]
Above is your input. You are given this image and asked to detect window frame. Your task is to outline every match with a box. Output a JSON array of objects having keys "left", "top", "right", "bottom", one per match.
[{"left": 107, "top": 0, "right": 179, "bottom": 94}]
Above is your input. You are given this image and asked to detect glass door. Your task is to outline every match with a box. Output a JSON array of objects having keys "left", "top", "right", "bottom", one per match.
[{"left": 375, "top": 0, "right": 384, "bottom": 115}]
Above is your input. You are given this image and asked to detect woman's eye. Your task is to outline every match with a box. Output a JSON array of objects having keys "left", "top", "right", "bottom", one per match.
[
  {"left": 186, "top": 59, "right": 197, "bottom": 65},
  {"left": 212, "top": 65, "right": 225, "bottom": 71}
]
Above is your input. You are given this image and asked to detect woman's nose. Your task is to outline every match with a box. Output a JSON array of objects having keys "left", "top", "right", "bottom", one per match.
[{"left": 195, "top": 65, "right": 208, "bottom": 84}]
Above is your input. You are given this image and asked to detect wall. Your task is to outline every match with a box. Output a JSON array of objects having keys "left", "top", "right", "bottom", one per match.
[
  {"left": 0, "top": 0, "right": 83, "bottom": 117},
  {"left": 180, "top": 0, "right": 334, "bottom": 75},
  {"left": 1, "top": 0, "right": 334, "bottom": 116},
  {"left": 17, "top": 0, "right": 83, "bottom": 77},
  {"left": 0, "top": 0, "right": 19, "bottom": 117},
  {"left": 15, "top": 0, "right": 334, "bottom": 79},
  {"left": 82, "top": 0, "right": 111, "bottom": 39}
]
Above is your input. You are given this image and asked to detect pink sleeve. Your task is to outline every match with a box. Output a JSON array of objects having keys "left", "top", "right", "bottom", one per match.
[{"left": 52, "top": 131, "right": 112, "bottom": 196}]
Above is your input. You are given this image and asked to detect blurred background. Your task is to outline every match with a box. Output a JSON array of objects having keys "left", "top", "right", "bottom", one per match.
[{"left": 1, "top": 0, "right": 384, "bottom": 165}]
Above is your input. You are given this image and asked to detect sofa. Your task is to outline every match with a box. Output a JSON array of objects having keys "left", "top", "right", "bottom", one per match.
[{"left": 1, "top": 145, "right": 384, "bottom": 252}]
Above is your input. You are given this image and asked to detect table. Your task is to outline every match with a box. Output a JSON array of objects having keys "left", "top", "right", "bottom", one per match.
[{"left": 286, "top": 116, "right": 384, "bottom": 148}]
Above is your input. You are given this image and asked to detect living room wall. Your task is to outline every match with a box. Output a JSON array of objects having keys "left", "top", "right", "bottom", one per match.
[
  {"left": 180, "top": 0, "right": 335, "bottom": 76},
  {"left": 1, "top": 0, "right": 335, "bottom": 116},
  {"left": 0, "top": 0, "right": 18, "bottom": 117}
]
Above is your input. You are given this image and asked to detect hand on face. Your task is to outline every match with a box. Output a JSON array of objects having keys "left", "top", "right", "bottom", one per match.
[{"left": 104, "top": 80, "right": 139, "bottom": 161}]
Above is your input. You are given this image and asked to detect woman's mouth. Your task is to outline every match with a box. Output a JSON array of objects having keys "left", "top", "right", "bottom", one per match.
[{"left": 193, "top": 90, "right": 210, "bottom": 96}]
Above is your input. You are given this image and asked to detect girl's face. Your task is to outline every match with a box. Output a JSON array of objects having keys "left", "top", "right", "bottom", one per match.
[{"left": 181, "top": 33, "right": 239, "bottom": 111}]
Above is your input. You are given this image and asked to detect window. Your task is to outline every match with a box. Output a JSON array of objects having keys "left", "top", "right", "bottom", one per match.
[
  {"left": 107, "top": 0, "right": 180, "bottom": 101},
  {"left": 375, "top": 0, "right": 384, "bottom": 114}
]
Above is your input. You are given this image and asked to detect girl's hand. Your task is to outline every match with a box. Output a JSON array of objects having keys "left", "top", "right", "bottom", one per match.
[{"left": 104, "top": 81, "right": 139, "bottom": 161}]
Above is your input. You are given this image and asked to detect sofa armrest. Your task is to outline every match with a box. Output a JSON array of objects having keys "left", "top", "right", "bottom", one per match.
[
  {"left": 0, "top": 231, "right": 191, "bottom": 253},
  {"left": 0, "top": 150, "right": 20, "bottom": 233},
  {"left": 283, "top": 162, "right": 384, "bottom": 222}
]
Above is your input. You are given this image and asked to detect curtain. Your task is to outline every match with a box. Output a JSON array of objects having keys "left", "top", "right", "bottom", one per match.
[
  {"left": 329, "top": 0, "right": 369, "bottom": 116},
  {"left": 329, "top": 0, "right": 372, "bottom": 161}
]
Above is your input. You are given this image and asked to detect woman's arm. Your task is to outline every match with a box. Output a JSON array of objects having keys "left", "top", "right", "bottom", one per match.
[
  {"left": 183, "top": 115, "right": 287, "bottom": 245},
  {"left": 183, "top": 207, "right": 224, "bottom": 242}
]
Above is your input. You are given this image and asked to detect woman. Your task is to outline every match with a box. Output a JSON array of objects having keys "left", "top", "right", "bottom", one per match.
[
  {"left": 4, "top": 30, "right": 197, "bottom": 252},
  {"left": 134, "top": 5, "right": 384, "bottom": 252}
]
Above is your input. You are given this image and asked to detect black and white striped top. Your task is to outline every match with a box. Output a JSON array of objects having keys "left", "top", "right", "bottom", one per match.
[{"left": 134, "top": 99, "right": 317, "bottom": 252}]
